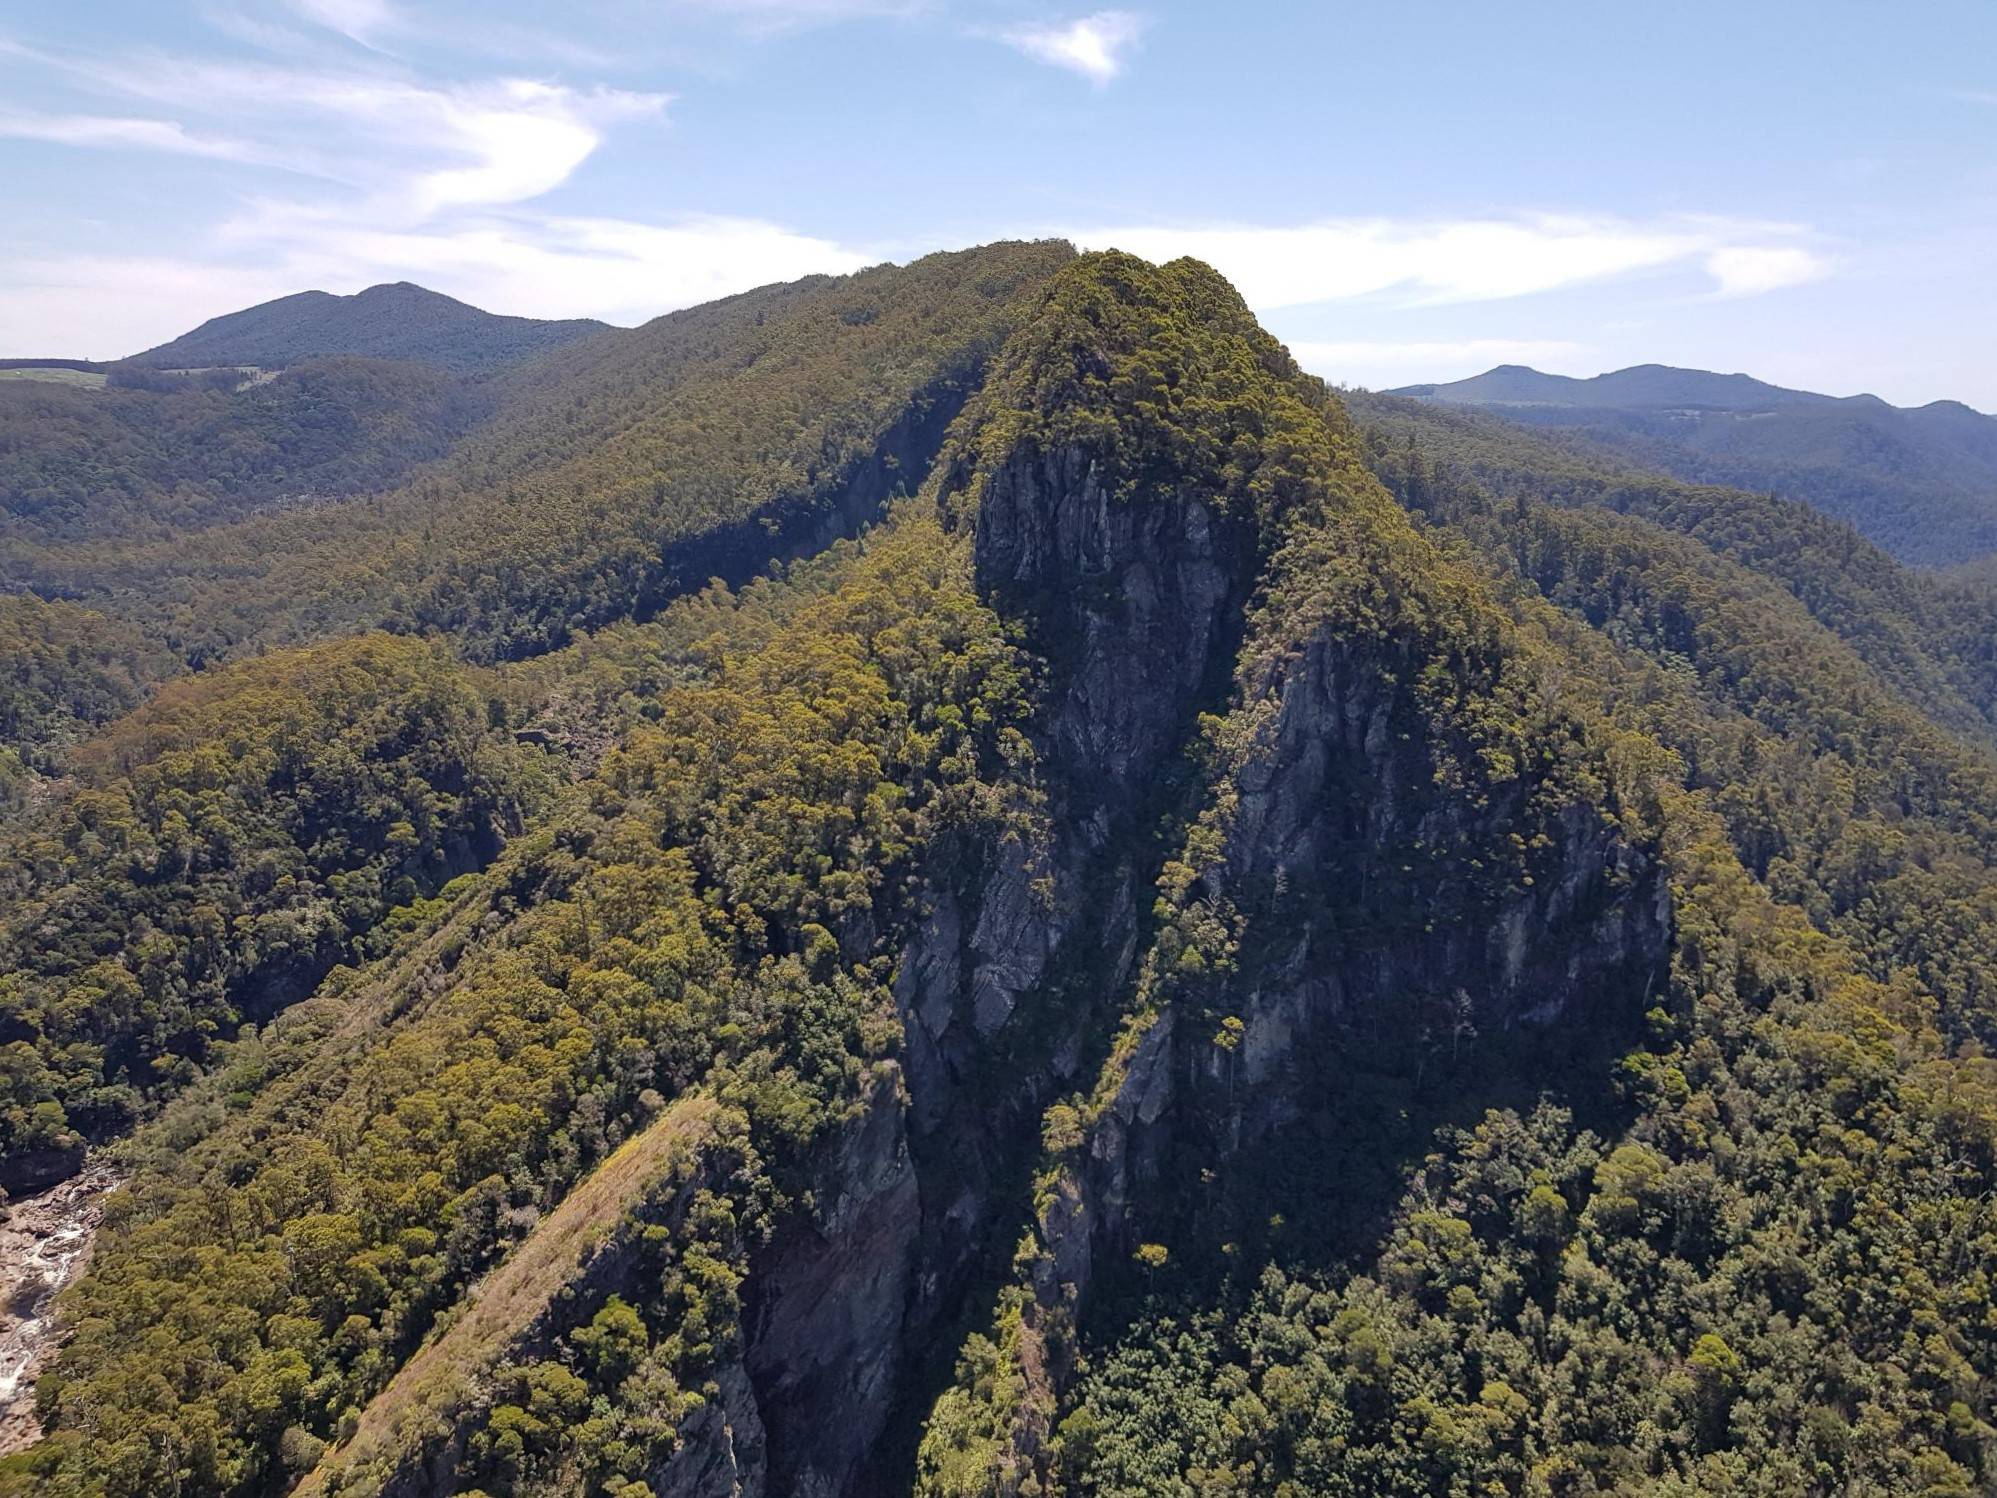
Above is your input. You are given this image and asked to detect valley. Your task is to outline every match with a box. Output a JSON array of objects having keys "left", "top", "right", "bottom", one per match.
[{"left": 1, "top": 245, "right": 1995, "bottom": 1497}]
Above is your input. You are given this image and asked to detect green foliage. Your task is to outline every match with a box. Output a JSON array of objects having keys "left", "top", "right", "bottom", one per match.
[
  {"left": 0, "top": 357, "right": 484, "bottom": 546},
  {"left": 15, "top": 242, "right": 1074, "bottom": 663},
  {"left": 124, "top": 281, "right": 607, "bottom": 377},
  {"left": 12, "top": 246, "right": 1997, "bottom": 1498},
  {"left": 0, "top": 593, "right": 167, "bottom": 774},
  {"left": 920, "top": 257, "right": 1997, "bottom": 1498},
  {"left": 0, "top": 634, "right": 542, "bottom": 1169},
  {"left": 947, "top": 248, "right": 1361, "bottom": 536},
  {"left": 1064, "top": 792, "right": 1997, "bottom": 1494},
  {"left": 1354, "top": 390, "right": 1997, "bottom": 738},
  {"left": 9, "top": 507, "right": 1032, "bottom": 1496},
  {"left": 1366, "top": 411, "right": 1997, "bottom": 1060}
]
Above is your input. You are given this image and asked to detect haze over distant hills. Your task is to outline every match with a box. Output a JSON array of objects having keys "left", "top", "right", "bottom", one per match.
[
  {"left": 125, "top": 281, "right": 613, "bottom": 377},
  {"left": 1392, "top": 363, "right": 1997, "bottom": 566}
]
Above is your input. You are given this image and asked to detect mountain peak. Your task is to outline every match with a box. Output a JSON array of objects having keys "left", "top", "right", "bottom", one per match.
[{"left": 124, "top": 281, "right": 611, "bottom": 376}]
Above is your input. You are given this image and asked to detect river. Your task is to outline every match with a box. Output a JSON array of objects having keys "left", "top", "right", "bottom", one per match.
[{"left": 0, "top": 1163, "right": 120, "bottom": 1454}]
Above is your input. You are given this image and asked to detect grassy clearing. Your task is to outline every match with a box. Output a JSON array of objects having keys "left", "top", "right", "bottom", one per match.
[
  {"left": 298, "top": 1093, "right": 725, "bottom": 1497},
  {"left": 0, "top": 369, "right": 105, "bottom": 388}
]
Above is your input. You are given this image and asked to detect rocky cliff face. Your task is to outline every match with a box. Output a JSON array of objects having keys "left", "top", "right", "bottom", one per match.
[
  {"left": 735, "top": 434, "right": 1272, "bottom": 1493},
  {"left": 716, "top": 259, "right": 1677, "bottom": 1496},
  {"left": 1212, "top": 621, "right": 1671, "bottom": 1096},
  {"left": 971, "top": 441, "right": 1256, "bottom": 806},
  {"left": 736, "top": 1067, "right": 918, "bottom": 1497},
  {"left": 301, "top": 253, "right": 1676, "bottom": 1498},
  {"left": 980, "top": 584, "right": 1676, "bottom": 1489},
  {"left": 910, "top": 452, "right": 1261, "bottom": 1235}
]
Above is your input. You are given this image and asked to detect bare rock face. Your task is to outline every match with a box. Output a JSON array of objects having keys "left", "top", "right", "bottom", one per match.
[
  {"left": 716, "top": 444, "right": 1275, "bottom": 1493},
  {"left": 629, "top": 414, "right": 1284, "bottom": 1497},
  {"left": 648, "top": 1361, "right": 767, "bottom": 1498},
  {"left": 690, "top": 409, "right": 1671, "bottom": 1496},
  {"left": 1032, "top": 1008, "right": 1178, "bottom": 1316},
  {"left": 895, "top": 446, "right": 1268, "bottom": 1292},
  {"left": 973, "top": 443, "right": 1251, "bottom": 815},
  {"left": 741, "top": 1068, "right": 918, "bottom": 1497},
  {"left": 999, "top": 608, "right": 1676, "bottom": 1486},
  {"left": 901, "top": 441, "right": 1263, "bottom": 1097},
  {"left": 1214, "top": 624, "right": 1672, "bottom": 1072},
  {"left": 903, "top": 443, "right": 1260, "bottom": 1100}
]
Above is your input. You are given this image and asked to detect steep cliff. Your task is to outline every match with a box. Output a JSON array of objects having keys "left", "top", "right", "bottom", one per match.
[
  {"left": 17, "top": 248, "right": 1997, "bottom": 1498},
  {"left": 911, "top": 276, "right": 1677, "bottom": 1490}
]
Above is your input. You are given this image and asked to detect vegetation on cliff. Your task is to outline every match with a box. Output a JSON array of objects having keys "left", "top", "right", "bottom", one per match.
[{"left": 6, "top": 247, "right": 1997, "bottom": 1498}]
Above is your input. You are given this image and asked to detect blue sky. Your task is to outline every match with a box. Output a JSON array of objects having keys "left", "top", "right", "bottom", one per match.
[{"left": 3, "top": 0, "right": 1994, "bottom": 406}]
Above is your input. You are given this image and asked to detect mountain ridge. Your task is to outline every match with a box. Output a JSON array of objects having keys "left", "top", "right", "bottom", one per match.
[
  {"left": 1391, "top": 361, "right": 1997, "bottom": 565},
  {"left": 124, "top": 281, "right": 614, "bottom": 377},
  {"left": 1391, "top": 360, "right": 1996, "bottom": 415},
  {"left": 5, "top": 247, "right": 1997, "bottom": 1497}
]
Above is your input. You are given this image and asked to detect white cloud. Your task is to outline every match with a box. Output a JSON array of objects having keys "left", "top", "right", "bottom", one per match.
[
  {"left": 1072, "top": 215, "right": 1827, "bottom": 307},
  {"left": 1703, "top": 245, "right": 1830, "bottom": 298},
  {"left": 0, "top": 36, "right": 862, "bottom": 357},
  {"left": 0, "top": 21, "right": 1831, "bottom": 370},
  {"left": 1000, "top": 11, "right": 1145, "bottom": 84},
  {"left": 232, "top": 213, "right": 873, "bottom": 325},
  {"left": 288, "top": 0, "right": 398, "bottom": 47},
  {"left": 10, "top": 48, "right": 670, "bottom": 216}
]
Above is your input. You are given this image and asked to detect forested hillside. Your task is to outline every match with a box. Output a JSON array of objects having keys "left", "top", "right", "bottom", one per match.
[
  {"left": 6, "top": 241, "right": 1074, "bottom": 664},
  {"left": 4, "top": 247, "right": 1997, "bottom": 1498},
  {"left": 125, "top": 283, "right": 610, "bottom": 377},
  {"left": 0, "top": 359, "right": 488, "bottom": 545},
  {"left": 1395, "top": 363, "right": 1997, "bottom": 566}
]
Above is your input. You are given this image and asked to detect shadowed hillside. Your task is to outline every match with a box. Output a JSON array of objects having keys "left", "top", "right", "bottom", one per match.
[{"left": 1394, "top": 362, "right": 1997, "bottom": 565}]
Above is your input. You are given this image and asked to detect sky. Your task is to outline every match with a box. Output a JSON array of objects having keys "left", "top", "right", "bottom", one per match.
[{"left": 2, "top": 1, "right": 1994, "bottom": 407}]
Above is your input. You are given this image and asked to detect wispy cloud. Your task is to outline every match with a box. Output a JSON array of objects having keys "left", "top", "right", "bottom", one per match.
[
  {"left": 999, "top": 11, "right": 1145, "bottom": 84},
  {"left": 0, "top": 31, "right": 865, "bottom": 357},
  {"left": 0, "top": 15, "right": 1831, "bottom": 367},
  {"left": 672, "top": 0, "right": 927, "bottom": 39},
  {"left": 11, "top": 46, "right": 670, "bottom": 215},
  {"left": 1073, "top": 215, "right": 1829, "bottom": 306},
  {"left": 0, "top": 111, "right": 257, "bottom": 162},
  {"left": 287, "top": 0, "right": 398, "bottom": 48}
]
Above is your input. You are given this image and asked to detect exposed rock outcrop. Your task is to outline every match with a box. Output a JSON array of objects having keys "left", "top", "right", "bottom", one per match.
[
  {"left": 0, "top": 1164, "right": 120, "bottom": 1455},
  {"left": 738, "top": 339, "right": 1286, "bottom": 1486},
  {"left": 886, "top": 436, "right": 1271, "bottom": 1393},
  {"left": 740, "top": 1067, "right": 919, "bottom": 1497},
  {"left": 982, "top": 596, "right": 1676, "bottom": 1490}
]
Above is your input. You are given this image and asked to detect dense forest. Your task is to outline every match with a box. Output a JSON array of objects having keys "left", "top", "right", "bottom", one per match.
[
  {"left": 6, "top": 242, "right": 1072, "bottom": 664},
  {"left": 4, "top": 245, "right": 1997, "bottom": 1497},
  {"left": 0, "top": 359, "right": 487, "bottom": 546},
  {"left": 0, "top": 595, "right": 168, "bottom": 769}
]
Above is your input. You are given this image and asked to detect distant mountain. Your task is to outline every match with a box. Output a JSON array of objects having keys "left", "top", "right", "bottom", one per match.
[
  {"left": 124, "top": 281, "right": 613, "bottom": 377},
  {"left": 1392, "top": 363, "right": 1997, "bottom": 565},
  {"left": 11, "top": 248, "right": 1997, "bottom": 1497}
]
